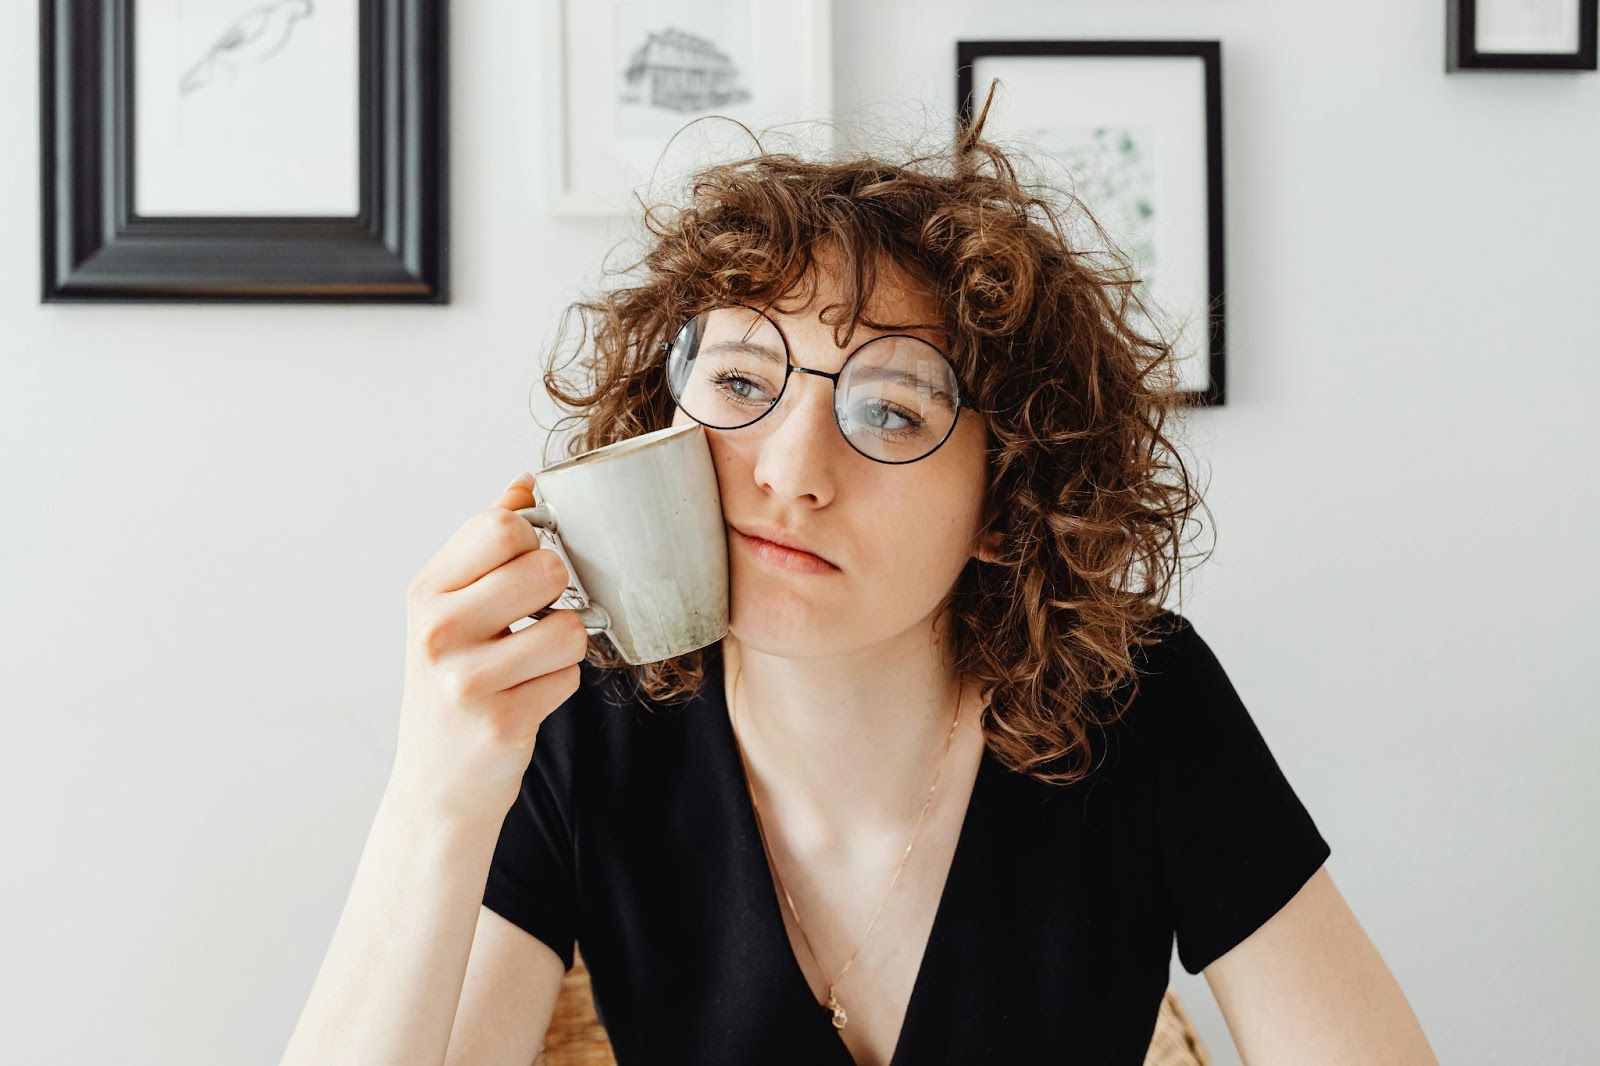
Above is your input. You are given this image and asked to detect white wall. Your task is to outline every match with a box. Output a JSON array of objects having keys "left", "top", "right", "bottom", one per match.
[{"left": 3, "top": 2, "right": 1595, "bottom": 1064}]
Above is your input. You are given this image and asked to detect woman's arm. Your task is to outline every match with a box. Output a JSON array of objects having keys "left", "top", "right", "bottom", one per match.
[
  {"left": 277, "top": 787, "right": 540, "bottom": 1066},
  {"left": 1202, "top": 865, "right": 1439, "bottom": 1065}
]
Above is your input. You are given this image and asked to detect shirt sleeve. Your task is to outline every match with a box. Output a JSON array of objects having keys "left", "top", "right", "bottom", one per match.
[
  {"left": 1138, "top": 615, "right": 1332, "bottom": 975},
  {"left": 480, "top": 674, "right": 586, "bottom": 972}
]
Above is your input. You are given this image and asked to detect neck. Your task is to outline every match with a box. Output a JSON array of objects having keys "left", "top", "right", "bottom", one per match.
[{"left": 721, "top": 626, "right": 977, "bottom": 852}]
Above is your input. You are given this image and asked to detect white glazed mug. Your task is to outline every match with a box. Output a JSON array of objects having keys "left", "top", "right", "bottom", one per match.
[{"left": 516, "top": 423, "right": 729, "bottom": 665}]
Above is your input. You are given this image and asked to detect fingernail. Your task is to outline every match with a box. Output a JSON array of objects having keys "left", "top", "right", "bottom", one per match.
[{"left": 504, "top": 472, "right": 533, "bottom": 492}]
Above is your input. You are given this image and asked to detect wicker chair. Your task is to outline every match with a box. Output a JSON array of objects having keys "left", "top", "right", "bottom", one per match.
[{"left": 532, "top": 947, "right": 1213, "bottom": 1066}]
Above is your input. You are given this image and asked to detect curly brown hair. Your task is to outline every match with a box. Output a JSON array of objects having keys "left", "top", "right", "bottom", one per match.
[{"left": 538, "top": 88, "right": 1214, "bottom": 786}]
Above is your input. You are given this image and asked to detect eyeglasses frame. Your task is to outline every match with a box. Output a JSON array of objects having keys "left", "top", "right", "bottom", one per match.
[{"left": 658, "top": 303, "right": 983, "bottom": 466}]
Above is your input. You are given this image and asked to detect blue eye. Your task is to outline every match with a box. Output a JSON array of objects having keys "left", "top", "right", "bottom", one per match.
[
  {"left": 709, "top": 370, "right": 777, "bottom": 406},
  {"left": 847, "top": 399, "right": 923, "bottom": 436}
]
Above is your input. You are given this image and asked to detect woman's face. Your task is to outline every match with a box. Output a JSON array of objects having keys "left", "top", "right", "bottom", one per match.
[{"left": 670, "top": 264, "right": 993, "bottom": 659}]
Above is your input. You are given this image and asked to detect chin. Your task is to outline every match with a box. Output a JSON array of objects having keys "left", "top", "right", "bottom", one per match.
[{"left": 726, "top": 577, "right": 850, "bottom": 657}]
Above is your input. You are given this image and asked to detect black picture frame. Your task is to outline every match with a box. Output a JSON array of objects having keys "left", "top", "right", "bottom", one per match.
[
  {"left": 957, "top": 40, "right": 1226, "bottom": 407},
  {"left": 40, "top": 0, "right": 449, "bottom": 303},
  {"left": 1447, "top": 0, "right": 1599, "bottom": 71}
]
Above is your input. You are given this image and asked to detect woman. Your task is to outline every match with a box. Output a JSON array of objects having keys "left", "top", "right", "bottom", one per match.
[{"left": 279, "top": 92, "right": 1439, "bottom": 1066}]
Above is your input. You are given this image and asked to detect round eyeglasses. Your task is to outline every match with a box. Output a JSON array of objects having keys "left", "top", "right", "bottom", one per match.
[{"left": 660, "top": 304, "right": 976, "bottom": 465}]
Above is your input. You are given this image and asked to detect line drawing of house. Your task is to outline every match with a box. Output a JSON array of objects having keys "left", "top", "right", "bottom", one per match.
[{"left": 620, "top": 27, "right": 752, "bottom": 112}]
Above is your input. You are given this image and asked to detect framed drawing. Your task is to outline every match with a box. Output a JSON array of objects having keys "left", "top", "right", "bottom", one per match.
[
  {"left": 958, "top": 41, "right": 1226, "bottom": 405},
  {"left": 1447, "top": 0, "right": 1599, "bottom": 70},
  {"left": 40, "top": 0, "right": 449, "bottom": 303},
  {"left": 545, "top": 0, "right": 833, "bottom": 217}
]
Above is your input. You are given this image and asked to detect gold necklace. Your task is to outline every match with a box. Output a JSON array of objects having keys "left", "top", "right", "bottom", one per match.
[{"left": 729, "top": 664, "right": 964, "bottom": 1031}]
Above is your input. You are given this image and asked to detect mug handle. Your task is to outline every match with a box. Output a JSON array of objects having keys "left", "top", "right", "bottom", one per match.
[{"left": 515, "top": 505, "right": 613, "bottom": 633}]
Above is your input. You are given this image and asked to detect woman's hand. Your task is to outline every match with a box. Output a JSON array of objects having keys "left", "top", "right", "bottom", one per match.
[{"left": 386, "top": 473, "right": 588, "bottom": 827}]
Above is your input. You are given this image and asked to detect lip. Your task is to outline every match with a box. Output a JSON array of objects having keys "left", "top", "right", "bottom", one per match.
[{"left": 731, "top": 525, "right": 840, "bottom": 574}]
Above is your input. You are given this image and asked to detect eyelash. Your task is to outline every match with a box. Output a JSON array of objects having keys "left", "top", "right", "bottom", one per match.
[{"left": 706, "top": 370, "right": 925, "bottom": 434}]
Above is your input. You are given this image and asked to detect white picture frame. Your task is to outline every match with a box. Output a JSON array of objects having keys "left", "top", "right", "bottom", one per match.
[{"left": 544, "top": 0, "right": 834, "bottom": 217}]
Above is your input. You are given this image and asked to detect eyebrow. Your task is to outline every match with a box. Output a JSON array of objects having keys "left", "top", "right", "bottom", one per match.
[
  {"left": 851, "top": 365, "right": 956, "bottom": 408},
  {"left": 702, "top": 340, "right": 955, "bottom": 408},
  {"left": 702, "top": 339, "right": 783, "bottom": 362}
]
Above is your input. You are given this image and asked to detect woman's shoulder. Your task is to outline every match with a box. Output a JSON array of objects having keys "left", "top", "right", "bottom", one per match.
[
  {"left": 1092, "top": 609, "right": 1322, "bottom": 814},
  {"left": 1089, "top": 609, "right": 1272, "bottom": 767},
  {"left": 1127, "top": 606, "right": 1200, "bottom": 672},
  {"left": 1118, "top": 608, "right": 1232, "bottom": 705}
]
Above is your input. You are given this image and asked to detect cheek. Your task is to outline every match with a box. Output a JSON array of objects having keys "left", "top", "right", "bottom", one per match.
[
  {"left": 865, "top": 481, "right": 966, "bottom": 562},
  {"left": 687, "top": 425, "right": 749, "bottom": 504}
]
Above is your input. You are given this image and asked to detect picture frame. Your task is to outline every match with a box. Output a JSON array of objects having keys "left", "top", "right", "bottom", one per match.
[
  {"left": 1447, "top": 0, "right": 1599, "bottom": 71},
  {"left": 958, "top": 40, "right": 1226, "bottom": 406},
  {"left": 545, "top": 0, "right": 833, "bottom": 217},
  {"left": 40, "top": 0, "right": 449, "bottom": 303}
]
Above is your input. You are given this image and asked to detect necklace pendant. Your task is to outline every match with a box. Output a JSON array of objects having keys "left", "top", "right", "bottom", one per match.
[{"left": 827, "top": 992, "right": 847, "bottom": 1030}]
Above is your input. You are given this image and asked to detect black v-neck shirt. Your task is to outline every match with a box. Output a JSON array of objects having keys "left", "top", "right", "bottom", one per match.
[{"left": 482, "top": 611, "right": 1331, "bottom": 1065}]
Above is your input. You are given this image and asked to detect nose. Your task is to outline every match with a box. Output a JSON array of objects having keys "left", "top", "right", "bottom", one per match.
[{"left": 748, "top": 365, "right": 846, "bottom": 502}]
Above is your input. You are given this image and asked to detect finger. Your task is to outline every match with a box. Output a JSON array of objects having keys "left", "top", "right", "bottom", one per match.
[
  {"left": 415, "top": 478, "right": 542, "bottom": 596},
  {"left": 479, "top": 607, "right": 591, "bottom": 695},
  {"left": 453, "top": 546, "right": 573, "bottom": 642}
]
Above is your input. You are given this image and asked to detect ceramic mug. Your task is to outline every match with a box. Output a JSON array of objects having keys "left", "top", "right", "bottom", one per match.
[{"left": 516, "top": 423, "right": 729, "bottom": 665}]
